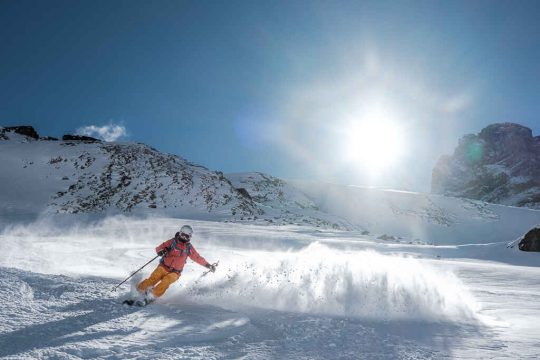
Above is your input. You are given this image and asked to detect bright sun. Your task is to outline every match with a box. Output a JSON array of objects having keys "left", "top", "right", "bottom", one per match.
[{"left": 344, "top": 117, "right": 405, "bottom": 175}]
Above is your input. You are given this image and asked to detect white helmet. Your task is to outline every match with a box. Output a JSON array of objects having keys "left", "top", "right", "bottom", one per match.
[{"left": 180, "top": 225, "right": 193, "bottom": 238}]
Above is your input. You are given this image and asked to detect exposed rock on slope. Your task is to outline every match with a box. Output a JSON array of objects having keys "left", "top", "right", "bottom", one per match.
[
  {"left": 518, "top": 227, "right": 540, "bottom": 252},
  {"left": 1, "top": 125, "right": 40, "bottom": 140},
  {"left": 62, "top": 134, "right": 101, "bottom": 142},
  {"left": 432, "top": 123, "right": 540, "bottom": 208}
]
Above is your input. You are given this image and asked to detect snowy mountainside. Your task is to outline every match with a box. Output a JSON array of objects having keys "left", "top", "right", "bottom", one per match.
[
  {"left": 225, "top": 173, "right": 540, "bottom": 247},
  {"left": 227, "top": 172, "right": 354, "bottom": 229},
  {"left": 0, "top": 126, "right": 354, "bottom": 228},
  {"left": 0, "top": 127, "right": 258, "bottom": 220},
  {"left": 2, "top": 125, "right": 540, "bottom": 247},
  {"left": 291, "top": 181, "right": 540, "bottom": 246}
]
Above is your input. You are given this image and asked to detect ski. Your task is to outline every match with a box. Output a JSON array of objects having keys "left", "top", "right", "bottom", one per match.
[{"left": 122, "top": 299, "right": 153, "bottom": 307}]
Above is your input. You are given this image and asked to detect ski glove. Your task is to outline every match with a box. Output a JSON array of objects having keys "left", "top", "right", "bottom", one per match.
[
  {"left": 205, "top": 263, "right": 216, "bottom": 272},
  {"left": 157, "top": 249, "right": 168, "bottom": 257}
]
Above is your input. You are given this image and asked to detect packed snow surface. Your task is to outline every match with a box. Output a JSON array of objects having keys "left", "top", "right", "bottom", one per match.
[{"left": 1, "top": 216, "right": 540, "bottom": 359}]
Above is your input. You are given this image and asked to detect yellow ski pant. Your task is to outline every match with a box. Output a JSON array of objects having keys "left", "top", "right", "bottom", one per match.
[{"left": 137, "top": 265, "right": 180, "bottom": 297}]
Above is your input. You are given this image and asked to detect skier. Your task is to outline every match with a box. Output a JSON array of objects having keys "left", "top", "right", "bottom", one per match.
[{"left": 129, "top": 225, "right": 216, "bottom": 306}]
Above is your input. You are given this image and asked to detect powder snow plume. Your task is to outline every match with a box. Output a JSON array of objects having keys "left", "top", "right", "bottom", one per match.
[{"left": 177, "top": 243, "right": 480, "bottom": 322}]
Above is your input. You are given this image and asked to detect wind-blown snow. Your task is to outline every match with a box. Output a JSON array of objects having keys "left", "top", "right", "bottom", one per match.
[
  {"left": 1, "top": 215, "right": 540, "bottom": 358},
  {"left": 184, "top": 243, "right": 478, "bottom": 321}
]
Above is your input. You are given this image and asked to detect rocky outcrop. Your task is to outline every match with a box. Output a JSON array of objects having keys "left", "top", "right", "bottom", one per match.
[
  {"left": 518, "top": 227, "right": 540, "bottom": 252},
  {"left": 432, "top": 123, "right": 540, "bottom": 208},
  {"left": 1, "top": 126, "right": 40, "bottom": 139},
  {"left": 236, "top": 188, "right": 253, "bottom": 201},
  {"left": 62, "top": 134, "right": 101, "bottom": 142}
]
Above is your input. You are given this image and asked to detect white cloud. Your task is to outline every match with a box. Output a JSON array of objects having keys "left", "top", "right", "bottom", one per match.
[{"left": 76, "top": 123, "right": 127, "bottom": 142}]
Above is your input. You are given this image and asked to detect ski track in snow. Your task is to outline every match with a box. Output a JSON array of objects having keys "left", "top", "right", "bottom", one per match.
[{"left": 1, "top": 217, "right": 539, "bottom": 359}]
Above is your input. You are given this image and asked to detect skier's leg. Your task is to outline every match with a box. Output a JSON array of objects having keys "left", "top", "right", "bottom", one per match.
[
  {"left": 137, "top": 265, "right": 168, "bottom": 293},
  {"left": 152, "top": 272, "right": 180, "bottom": 297}
]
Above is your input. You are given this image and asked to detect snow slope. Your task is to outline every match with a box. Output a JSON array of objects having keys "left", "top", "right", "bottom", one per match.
[
  {"left": 227, "top": 172, "right": 356, "bottom": 229},
  {"left": 292, "top": 180, "right": 540, "bottom": 247},
  {"left": 0, "top": 129, "right": 258, "bottom": 222},
  {"left": 1, "top": 217, "right": 540, "bottom": 359}
]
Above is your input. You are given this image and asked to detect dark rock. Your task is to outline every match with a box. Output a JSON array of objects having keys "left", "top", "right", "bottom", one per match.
[
  {"left": 432, "top": 123, "right": 540, "bottom": 208},
  {"left": 4, "top": 126, "right": 39, "bottom": 139},
  {"left": 378, "top": 234, "right": 396, "bottom": 241},
  {"left": 518, "top": 227, "right": 540, "bottom": 252},
  {"left": 236, "top": 187, "right": 253, "bottom": 201},
  {"left": 478, "top": 123, "right": 533, "bottom": 157},
  {"left": 62, "top": 134, "right": 101, "bottom": 142},
  {"left": 41, "top": 136, "right": 58, "bottom": 141}
]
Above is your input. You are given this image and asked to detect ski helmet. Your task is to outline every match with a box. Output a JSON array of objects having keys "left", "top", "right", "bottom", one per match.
[{"left": 180, "top": 225, "right": 193, "bottom": 238}]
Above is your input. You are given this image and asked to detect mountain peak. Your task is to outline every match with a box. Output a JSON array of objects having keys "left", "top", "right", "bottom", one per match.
[{"left": 432, "top": 122, "right": 540, "bottom": 208}]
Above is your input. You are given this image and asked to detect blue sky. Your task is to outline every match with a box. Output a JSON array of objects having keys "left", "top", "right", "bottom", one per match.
[{"left": 2, "top": 0, "right": 540, "bottom": 191}]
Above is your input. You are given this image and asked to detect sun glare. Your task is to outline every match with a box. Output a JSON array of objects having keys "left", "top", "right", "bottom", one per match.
[{"left": 344, "top": 116, "right": 406, "bottom": 175}]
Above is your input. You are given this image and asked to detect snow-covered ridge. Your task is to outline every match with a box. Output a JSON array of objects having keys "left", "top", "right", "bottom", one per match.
[
  {"left": 0, "top": 126, "right": 353, "bottom": 229},
  {"left": 0, "top": 126, "right": 258, "bottom": 220},
  {"left": 0, "top": 126, "right": 358, "bottom": 230}
]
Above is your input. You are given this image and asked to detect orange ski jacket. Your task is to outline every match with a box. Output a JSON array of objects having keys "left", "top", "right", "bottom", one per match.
[{"left": 156, "top": 239, "right": 209, "bottom": 273}]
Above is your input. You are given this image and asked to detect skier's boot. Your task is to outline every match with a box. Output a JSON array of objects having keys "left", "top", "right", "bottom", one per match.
[{"left": 135, "top": 290, "right": 155, "bottom": 307}]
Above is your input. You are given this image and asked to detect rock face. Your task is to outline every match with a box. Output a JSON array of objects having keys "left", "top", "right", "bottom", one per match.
[
  {"left": 432, "top": 123, "right": 540, "bottom": 208},
  {"left": 62, "top": 134, "right": 101, "bottom": 142},
  {"left": 518, "top": 227, "right": 540, "bottom": 252},
  {"left": 1, "top": 126, "right": 39, "bottom": 139}
]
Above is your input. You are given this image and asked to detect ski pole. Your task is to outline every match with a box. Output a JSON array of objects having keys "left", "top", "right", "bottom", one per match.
[
  {"left": 199, "top": 260, "right": 219, "bottom": 279},
  {"left": 112, "top": 254, "right": 160, "bottom": 292}
]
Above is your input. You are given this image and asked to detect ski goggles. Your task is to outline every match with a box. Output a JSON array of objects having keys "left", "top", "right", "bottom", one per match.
[{"left": 180, "top": 232, "right": 191, "bottom": 239}]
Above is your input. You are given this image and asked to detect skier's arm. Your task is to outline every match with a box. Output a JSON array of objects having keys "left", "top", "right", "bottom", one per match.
[
  {"left": 156, "top": 239, "right": 173, "bottom": 256},
  {"left": 188, "top": 245, "right": 212, "bottom": 268}
]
